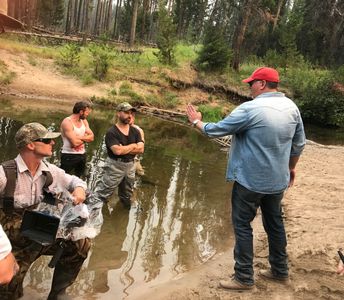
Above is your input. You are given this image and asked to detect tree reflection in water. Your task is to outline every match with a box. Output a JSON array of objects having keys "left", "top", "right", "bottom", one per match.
[{"left": 0, "top": 102, "right": 232, "bottom": 299}]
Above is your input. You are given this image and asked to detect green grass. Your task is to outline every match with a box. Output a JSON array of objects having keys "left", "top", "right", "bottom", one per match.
[
  {"left": 174, "top": 43, "right": 200, "bottom": 64},
  {"left": 0, "top": 36, "right": 57, "bottom": 59},
  {"left": 198, "top": 105, "right": 224, "bottom": 122}
]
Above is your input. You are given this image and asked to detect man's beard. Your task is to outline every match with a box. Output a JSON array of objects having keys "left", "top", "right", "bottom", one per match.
[
  {"left": 80, "top": 114, "right": 86, "bottom": 120},
  {"left": 119, "top": 115, "right": 130, "bottom": 124}
]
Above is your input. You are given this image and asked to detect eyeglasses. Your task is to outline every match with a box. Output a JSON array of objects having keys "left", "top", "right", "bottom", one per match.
[
  {"left": 248, "top": 80, "right": 261, "bottom": 87},
  {"left": 33, "top": 138, "right": 53, "bottom": 144}
]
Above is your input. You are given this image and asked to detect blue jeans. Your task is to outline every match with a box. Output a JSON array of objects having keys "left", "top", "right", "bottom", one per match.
[{"left": 231, "top": 181, "right": 288, "bottom": 285}]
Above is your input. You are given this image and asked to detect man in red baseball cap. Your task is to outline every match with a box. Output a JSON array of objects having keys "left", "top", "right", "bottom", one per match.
[
  {"left": 187, "top": 66, "right": 306, "bottom": 291},
  {"left": 242, "top": 67, "right": 279, "bottom": 83},
  {"left": 242, "top": 67, "right": 280, "bottom": 99}
]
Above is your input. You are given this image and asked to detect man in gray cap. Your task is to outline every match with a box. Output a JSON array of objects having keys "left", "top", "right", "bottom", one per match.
[
  {"left": 94, "top": 102, "right": 144, "bottom": 209},
  {"left": 0, "top": 122, "right": 90, "bottom": 300}
]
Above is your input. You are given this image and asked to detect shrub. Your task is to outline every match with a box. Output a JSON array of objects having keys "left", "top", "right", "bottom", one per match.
[
  {"left": 197, "top": 24, "right": 232, "bottom": 72},
  {"left": 56, "top": 43, "right": 81, "bottom": 69},
  {"left": 297, "top": 73, "right": 344, "bottom": 127},
  {"left": 154, "top": 1, "right": 177, "bottom": 65},
  {"left": 87, "top": 43, "right": 116, "bottom": 81}
]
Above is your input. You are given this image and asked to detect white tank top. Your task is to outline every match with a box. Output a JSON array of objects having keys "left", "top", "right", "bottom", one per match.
[{"left": 61, "top": 117, "right": 86, "bottom": 154}]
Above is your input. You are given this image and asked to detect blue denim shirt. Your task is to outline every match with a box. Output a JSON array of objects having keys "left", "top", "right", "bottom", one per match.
[{"left": 202, "top": 92, "right": 306, "bottom": 194}]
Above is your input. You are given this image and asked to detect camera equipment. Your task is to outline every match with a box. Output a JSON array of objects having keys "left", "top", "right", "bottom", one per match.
[
  {"left": 20, "top": 190, "right": 60, "bottom": 246},
  {"left": 20, "top": 211, "right": 60, "bottom": 246}
]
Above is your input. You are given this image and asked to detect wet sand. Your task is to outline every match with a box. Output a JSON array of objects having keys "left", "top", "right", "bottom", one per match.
[{"left": 132, "top": 142, "right": 344, "bottom": 300}]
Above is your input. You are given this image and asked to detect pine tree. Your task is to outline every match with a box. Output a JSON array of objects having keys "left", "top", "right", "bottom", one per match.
[
  {"left": 37, "top": 0, "right": 64, "bottom": 27},
  {"left": 154, "top": 0, "right": 177, "bottom": 65},
  {"left": 197, "top": 23, "right": 232, "bottom": 71}
]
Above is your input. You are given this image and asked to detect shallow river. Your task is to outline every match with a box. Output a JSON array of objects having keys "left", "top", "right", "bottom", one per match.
[
  {"left": 1, "top": 96, "right": 343, "bottom": 299},
  {"left": 0, "top": 97, "right": 232, "bottom": 299}
]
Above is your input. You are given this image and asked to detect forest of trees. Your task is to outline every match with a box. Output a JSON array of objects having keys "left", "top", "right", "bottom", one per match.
[{"left": 6, "top": 0, "right": 344, "bottom": 69}]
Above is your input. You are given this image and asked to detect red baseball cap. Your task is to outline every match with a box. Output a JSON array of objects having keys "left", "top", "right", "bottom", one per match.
[{"left": 242, "top": 67, "right": 280, "bottom": 83}]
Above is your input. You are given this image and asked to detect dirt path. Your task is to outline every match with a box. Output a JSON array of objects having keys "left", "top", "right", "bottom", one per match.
[
  {"left": 1, "top": 47, "right": 344, "bottom": 299},
  {"left": 0, "top": 49, "right": 109, "bottom": 101}
]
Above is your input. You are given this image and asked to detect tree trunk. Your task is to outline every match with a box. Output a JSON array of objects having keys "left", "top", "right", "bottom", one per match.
[
  {"left": 147, "top": 0, "right": 157, "bottom": 42},
  {"left": 99, "top": 0, "right": 104, "bottom": 34},
  {"left": 65, "top": 0, "right": 73, "bottom": 34},
  {"left": 167, "top": 0, "right": 174, "bottom": 14},
  {"left": 106, "top": 0, "right": 113, "bottom": 32},
  {"left": 82, "top": 0, "right": 90, "bottom": 45},
  {"left": 176, "top": 0, "right": 185, "bottom": 38},
  {"left": 93, "top": 0, "right": 101, "bottom": 35},
  {"left": 231, "top": 0, "right": 254, "bottom": 71},
  {"left": 129, "top": 0, "right": 139, "bottom": 47},
  {"left": 76, "top": 0, "right": 83, "bottom": 32},
  {"left": 141, "top": 0, "right": 149, "bottom": 40},
  {"left": 272, "top": 0, "right": 285, "bottom": 32}
]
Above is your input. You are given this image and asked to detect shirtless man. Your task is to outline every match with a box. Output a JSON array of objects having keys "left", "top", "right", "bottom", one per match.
[{"left": 60, "top": 101, "right": 94, "bottom": 177}]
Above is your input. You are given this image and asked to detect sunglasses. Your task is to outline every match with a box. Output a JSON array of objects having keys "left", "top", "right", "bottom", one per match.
[
  {"left": 33, "top": 138, "right": 53, "bottom": 144},
  {"left": 248, "top": 80, "right": 259, "bottom": 87}
]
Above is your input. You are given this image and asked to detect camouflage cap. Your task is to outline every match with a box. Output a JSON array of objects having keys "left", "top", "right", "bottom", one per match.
[
  {"left": 15, "top": 122, "right": 61, "bottom": 149},
  {"left": 116, "top": 102, "right": 137, "bottom": 112}
]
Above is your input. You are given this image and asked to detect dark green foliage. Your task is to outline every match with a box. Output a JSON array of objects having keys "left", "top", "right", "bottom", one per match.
[
  {"left": 197, "top": 24, "right": 232, "bottom": 72},
  {"left": 154, "top": 1, "right": 177, "bottom": 65},
  {"left": 37, "top": 0, "right": 64, "bottom": 27},
  {"left": 297, "top": 73, "right": 344, "bottom": 127},
  {"left": 296, "top": 0, "right": 344, "bottom": 66}
]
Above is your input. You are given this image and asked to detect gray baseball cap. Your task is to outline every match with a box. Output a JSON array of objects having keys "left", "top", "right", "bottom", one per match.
[
  {"left": 15, "top": 122, "right": 61, "bottom": 149},
  {"left": 116, "top": 102, "right": 137, "bottom": 112}
]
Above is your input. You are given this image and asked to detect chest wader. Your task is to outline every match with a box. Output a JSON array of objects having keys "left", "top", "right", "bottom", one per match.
[
  {"left": 0, "top": 160, "right": 91, "bottom": 300},
  {"left": 0, "top": 160, "right": 66, "bottom": 267}
]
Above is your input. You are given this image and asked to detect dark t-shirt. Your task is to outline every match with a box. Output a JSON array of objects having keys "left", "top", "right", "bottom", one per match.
[{"left": 105, "top": 125, "right": 143, "bottom": 160}]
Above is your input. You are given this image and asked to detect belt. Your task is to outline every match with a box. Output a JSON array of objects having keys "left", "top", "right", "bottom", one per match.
[{"left": 111, "top": 157, "right": 134, "bottom": 163}]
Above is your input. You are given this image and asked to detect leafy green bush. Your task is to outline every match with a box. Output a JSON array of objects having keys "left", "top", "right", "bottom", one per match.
[
  {"left": 56, "top": 43, "right": 81, "bottom": 68},
  {"left": 297, "top": 73, "right": 344, "bottom": 126},
  {"left": 87, "top": 43, "right": 116, "bottom": 81},
  {"left": 198, "top": 105, "right": 224, "bottom": 122},
  {"left": 154, "top": 1, "right": 177, "bottom": 65},
  {"left": 283, "top": 66, "right": 325, "bottom": 98},
  {"left": 197, "top": 24, "right": 232, "bottom": 72}
]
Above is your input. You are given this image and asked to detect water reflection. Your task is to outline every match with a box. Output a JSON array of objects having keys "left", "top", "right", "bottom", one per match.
[{"left": 0, "top": 98, "right": 232, "bottom": 299}]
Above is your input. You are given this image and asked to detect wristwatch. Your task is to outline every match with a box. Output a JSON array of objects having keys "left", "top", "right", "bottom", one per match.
[{"left": 192, "top": 119, "right": 200, "bottom": 126}]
